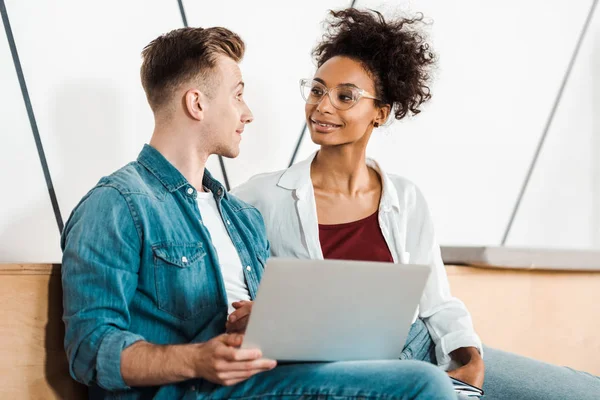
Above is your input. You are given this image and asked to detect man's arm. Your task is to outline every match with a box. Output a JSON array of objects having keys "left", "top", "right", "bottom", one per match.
[
  {"left": 121, "top": 334, "right": 276, "bottom": 387},
  {"left": 62, "top": 187, "right": 275, "bottom": 390},
  {"left": 62, "top": 186, "right": 146, "bottom": 390}
]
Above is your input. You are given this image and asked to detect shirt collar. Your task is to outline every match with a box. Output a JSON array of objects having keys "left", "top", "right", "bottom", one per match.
[
  {"left": 137, "top": 144, "right": 227, "bottom": 199},
  {"left": 277, "top": 151, "right": 400, "bottom": 211}
]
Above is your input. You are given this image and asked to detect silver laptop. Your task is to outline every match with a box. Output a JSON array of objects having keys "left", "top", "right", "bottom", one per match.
[{"left": 241, "top": 258, "right": 431, "bottom": 361}]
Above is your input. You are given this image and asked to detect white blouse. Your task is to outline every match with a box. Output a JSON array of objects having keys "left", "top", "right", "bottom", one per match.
[{"left": 232, "top": 152, "right": 483, "bottom": 368}]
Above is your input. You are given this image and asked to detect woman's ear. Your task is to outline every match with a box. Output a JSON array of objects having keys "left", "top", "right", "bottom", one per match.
[{"left": 375, "top": 104, "right": 391, "bottom": 127}]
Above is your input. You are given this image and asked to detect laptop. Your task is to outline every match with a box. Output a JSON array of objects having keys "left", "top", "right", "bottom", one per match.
[{"left": 241, "top": 258, "right": 431, "bottom": 361}]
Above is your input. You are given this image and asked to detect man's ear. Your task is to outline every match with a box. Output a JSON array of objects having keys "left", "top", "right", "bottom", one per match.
[{"left": 184, "top": 89, "right": 207, "bottom": 122}]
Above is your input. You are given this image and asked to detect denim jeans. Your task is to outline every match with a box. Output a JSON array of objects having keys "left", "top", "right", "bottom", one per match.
[
  {"left": 188, "top": 359, "right": 457, "bottom": 400},
  {"left": 401, "top": 319, "right": 600, "bottom": 400},
  {"left": 177, "top": 319, "right": 456, "bottom": 400}
]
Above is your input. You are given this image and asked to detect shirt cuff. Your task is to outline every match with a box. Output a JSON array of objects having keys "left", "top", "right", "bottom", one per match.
[
  {"left": 435, "top": 330, "right": 483, "bottom": 368},
  {"left": 96, "top": 329, "right": 145, "bottom": 391}
]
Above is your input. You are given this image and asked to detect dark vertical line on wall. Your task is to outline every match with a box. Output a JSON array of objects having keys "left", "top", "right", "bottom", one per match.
[
  {"left": 177, "top": 0, "right": 231, "bottom": 190},
  {"left": 1, "top": 0, "right": 64, "bottom": 234},
  {"left": 501, "top": 0, "right": 599, "bottom": 245},
  {"left": 177, "top": 0, "right": 188, "bottom": 27},
  {"left": 288, "top": 123, "right": 308, "bottom": 168},
  {"left": 287, "top": 0, "right": 359, "bottom": 168}
]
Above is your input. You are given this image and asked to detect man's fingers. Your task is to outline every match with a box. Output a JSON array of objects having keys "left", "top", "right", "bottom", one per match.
[
  {"left": 216, "top": 344, "right": 263, "bottom": 362},
  {"left": 221, "top": 370, "right": 269, "bottom": 387},
  {"left": 222, "top": 333, "right": 243, "bottom": 347},
  {"left": 218, "top": 364, "right": 278, "bottom": 383},
  {"left": 220, "top": 358, "right": 277, "bottom": 371}
]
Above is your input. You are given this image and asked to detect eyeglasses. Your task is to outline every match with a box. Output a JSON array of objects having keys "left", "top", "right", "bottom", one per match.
[{"left": 299, "top": 79, "right": 381, "bottom": 111}]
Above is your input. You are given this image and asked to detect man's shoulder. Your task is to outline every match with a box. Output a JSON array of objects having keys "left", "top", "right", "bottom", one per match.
[{"left": 95, "top": 161, "right": 163, "bottom": 198}]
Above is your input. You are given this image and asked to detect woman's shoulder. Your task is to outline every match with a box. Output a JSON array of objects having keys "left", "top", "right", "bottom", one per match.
[
  {"left": 229, "top": 168, "right": 289, "bottom": 206},
  {"left": 370, "top": 159, "right": 418, "bottom": 194},
  {"left": 373, "top": 163, "right": 429, "bottom": 210}
]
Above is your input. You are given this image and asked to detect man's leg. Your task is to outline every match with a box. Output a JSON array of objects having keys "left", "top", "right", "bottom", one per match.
[{"left": 199, "top": 360, "right": 456, "bottom": 399}]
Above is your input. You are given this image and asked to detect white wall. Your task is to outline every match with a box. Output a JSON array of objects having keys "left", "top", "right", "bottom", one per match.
[{"left": 1, "top": 0, "right": 598, "bottom": 262}]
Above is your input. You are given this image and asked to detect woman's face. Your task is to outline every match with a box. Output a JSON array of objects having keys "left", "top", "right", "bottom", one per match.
[{"left": 305, "top": 56, "right": 387, "bottom": 148}]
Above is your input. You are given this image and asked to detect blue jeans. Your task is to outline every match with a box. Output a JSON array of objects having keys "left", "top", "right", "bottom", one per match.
[
  {"left": 402, "top": 319, "right": 600, "bottom": 400},
  {"left": 188, "top": 360, "right": 456, "bottom": 399}
]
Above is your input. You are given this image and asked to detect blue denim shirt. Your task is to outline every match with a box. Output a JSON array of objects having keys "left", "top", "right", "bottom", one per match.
[{"left": 61, "top": 144, "right": 269, "bottom": 399}]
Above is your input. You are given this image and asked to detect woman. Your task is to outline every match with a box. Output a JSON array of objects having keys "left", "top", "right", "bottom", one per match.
[{"left": 232, "top": 8, "right": 600, "bottom": 399}]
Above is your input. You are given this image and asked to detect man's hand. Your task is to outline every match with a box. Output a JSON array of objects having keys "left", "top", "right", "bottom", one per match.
[
  {"left": 226, "top": 301, "right": 253, "bottom": 334},
  {"left": 447, "top": 347, "right": 485, "bottom": 389},
  {"left": 194, "top": 333, "right": 276, "bottom": 386},
  {"left": 121, "top": 333, "right": 275, "bottom": 387}
]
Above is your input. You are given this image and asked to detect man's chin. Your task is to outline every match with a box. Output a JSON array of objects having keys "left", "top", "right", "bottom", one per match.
[{"left": 216, "top": 147, "right": 240, "bottom": 159}]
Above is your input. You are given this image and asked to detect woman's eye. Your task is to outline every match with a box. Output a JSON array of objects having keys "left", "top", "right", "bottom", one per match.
[{"left": 311, "top": 88, "right": 324, "bottom": 96}]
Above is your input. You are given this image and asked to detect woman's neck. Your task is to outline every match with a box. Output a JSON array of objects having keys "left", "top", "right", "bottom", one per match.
[{"left": 311, "top": 145, "right": 374, "bottom": 195}]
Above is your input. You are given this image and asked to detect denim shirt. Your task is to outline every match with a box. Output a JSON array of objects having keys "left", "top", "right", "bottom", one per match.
[{"left": 61, "top": 144, "right": 269, "bottom": 399}]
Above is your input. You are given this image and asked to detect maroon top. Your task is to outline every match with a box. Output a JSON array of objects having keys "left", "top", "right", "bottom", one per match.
[{"left": 319, "top": 211, "right": 394, "bottom": 262}]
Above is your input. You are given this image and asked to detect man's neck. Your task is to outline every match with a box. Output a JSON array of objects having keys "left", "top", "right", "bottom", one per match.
[{"left": 149, "top": 126, "right": 210, "bottom": 192}]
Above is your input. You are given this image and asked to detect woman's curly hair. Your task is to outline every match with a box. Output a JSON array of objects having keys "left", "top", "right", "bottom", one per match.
[{"left": 313, "top": 9, "right": 435, "bottom": 120}]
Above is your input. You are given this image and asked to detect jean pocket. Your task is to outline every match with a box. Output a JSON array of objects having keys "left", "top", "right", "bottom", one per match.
[{"left": 153, "top": 241, "right": 217, "bottom": 320}]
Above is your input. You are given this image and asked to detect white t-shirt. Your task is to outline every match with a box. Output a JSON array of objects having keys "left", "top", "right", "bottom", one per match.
[{"left": 197, "top": 189, "right": 250, "bottom": 314}]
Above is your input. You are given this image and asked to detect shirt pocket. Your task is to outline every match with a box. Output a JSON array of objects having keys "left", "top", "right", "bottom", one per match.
[
  {"left": 152, "top": 241, "right": 217, "bottom": 320},
  {"left": 252, "top": 250, "right": 268, "bottom": 284}
]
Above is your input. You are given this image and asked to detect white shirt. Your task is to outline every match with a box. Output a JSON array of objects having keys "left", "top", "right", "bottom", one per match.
[
  {"left": 232, "top": 152, "right": 483, "bottom": 368},
  {"left": 197, "top": 190, "right": 250, "bottom": 314}
]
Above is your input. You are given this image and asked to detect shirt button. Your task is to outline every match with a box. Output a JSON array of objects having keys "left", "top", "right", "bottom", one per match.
[
  {"left": 186, "top": 188, "right": 194, "bottom": 195},
  {"left": 182, "top": 256, "right": 188, "bottom": 263},
  {"left": 217, "top": 189, "right": 223, "bottom": 196},
  {"left": 190, "top": 385, "right": 197, "bottom": 391},
  {"left": 246, "top": 266, "right": 251, "bottom": 271},
  {"left": 227, "top": 220, "right": 231, "bottom": 225}
]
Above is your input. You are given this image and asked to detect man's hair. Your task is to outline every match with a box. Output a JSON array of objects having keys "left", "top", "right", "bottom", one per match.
[{"left": 140, "top": 27, "right": 245, "bottom": 111}]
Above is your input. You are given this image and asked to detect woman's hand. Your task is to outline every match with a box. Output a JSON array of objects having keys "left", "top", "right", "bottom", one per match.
[
  {"left": 447, "top": 347, "right": 485, "bottom": 389},
  {"left": 226, "top": 301, "right": 253, "bottom": 334}
]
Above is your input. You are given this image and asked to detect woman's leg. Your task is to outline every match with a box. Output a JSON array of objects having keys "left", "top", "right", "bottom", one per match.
[
  {"left": 405, "top": 319, "right": 600, "bottom": 399},
  {"left": 482, "top": 346, "right": 600, "bottom": 400},
  {"left": 401, "top": 318, "right": 437, "bottom": 364}
]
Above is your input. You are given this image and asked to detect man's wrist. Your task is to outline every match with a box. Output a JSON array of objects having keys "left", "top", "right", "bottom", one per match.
[{"left": 179, "top": 343, "right": 204, "bottom": 380}]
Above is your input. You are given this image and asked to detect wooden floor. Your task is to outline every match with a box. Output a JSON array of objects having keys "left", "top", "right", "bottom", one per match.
[{"left": 1, "top": 263, "right": 598, "bottom": 398}]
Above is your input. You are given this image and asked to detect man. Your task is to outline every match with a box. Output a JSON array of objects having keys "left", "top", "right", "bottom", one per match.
[{"left": 61, "top": 26, "right": 456, "bottom": 399}]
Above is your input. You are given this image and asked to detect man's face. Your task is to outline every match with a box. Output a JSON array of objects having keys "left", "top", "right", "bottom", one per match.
[{"left": 202, "top": 56, "right": 253, "bottom": 158}]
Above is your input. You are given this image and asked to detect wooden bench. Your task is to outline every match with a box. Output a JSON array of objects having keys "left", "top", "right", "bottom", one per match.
[{"left": 1, "top": 263, "right": 598, "bottom": 398}]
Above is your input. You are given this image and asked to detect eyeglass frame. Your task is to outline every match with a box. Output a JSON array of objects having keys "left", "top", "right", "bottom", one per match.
[{"left": 299, "top": 78, "right": 383, "bottom": 110}]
